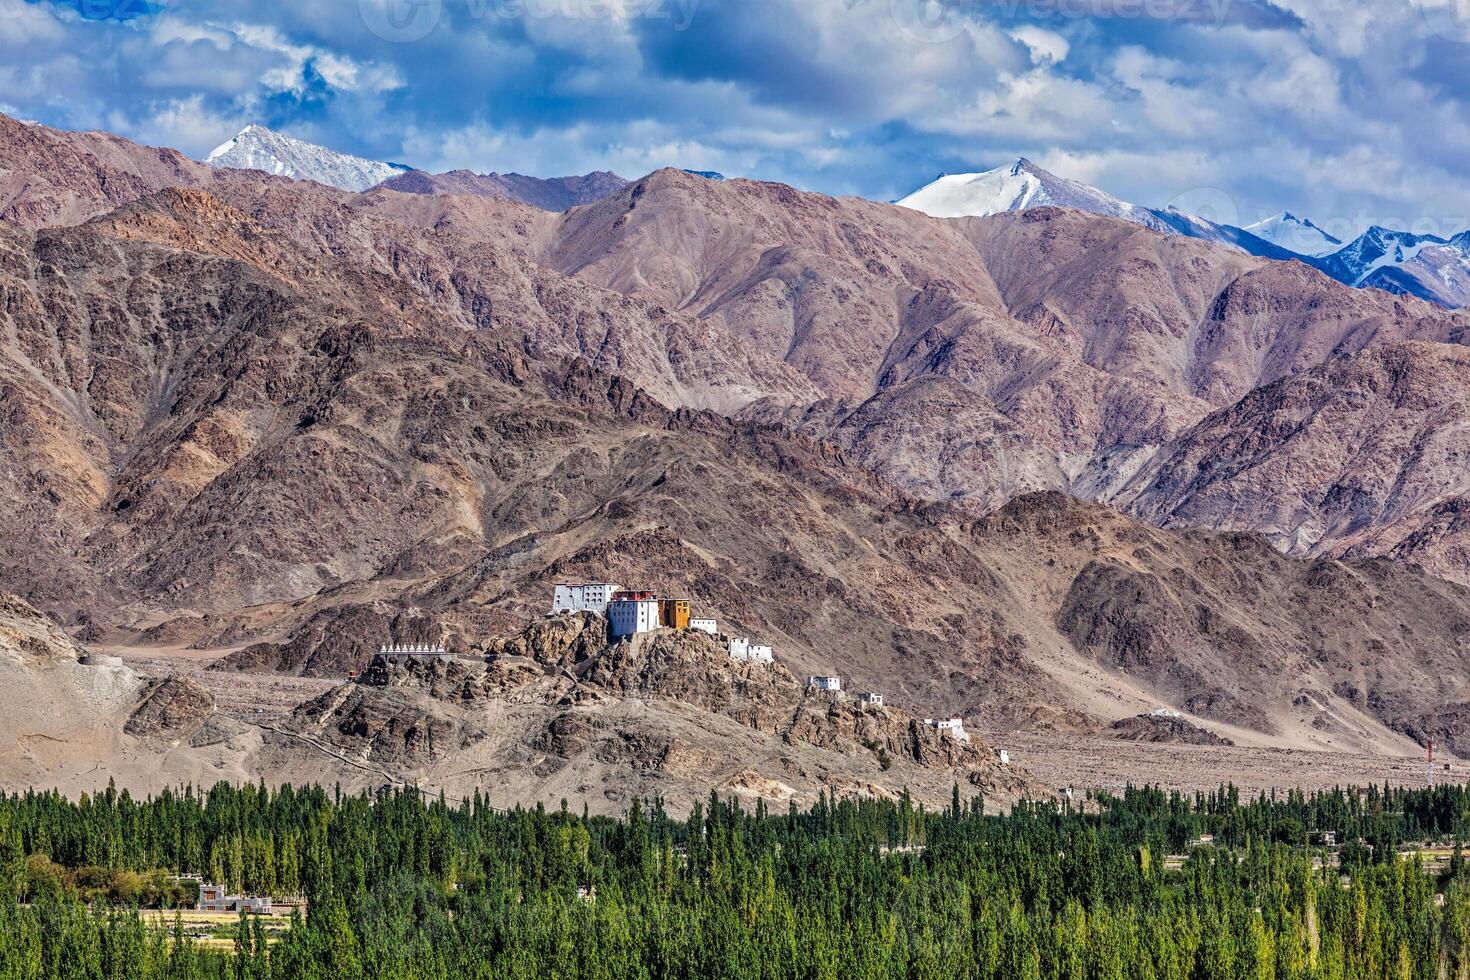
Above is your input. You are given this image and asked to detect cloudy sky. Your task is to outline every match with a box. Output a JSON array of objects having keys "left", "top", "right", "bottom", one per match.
[{"left": 3, "top": 0, "right": 1469, "bottom": 237}]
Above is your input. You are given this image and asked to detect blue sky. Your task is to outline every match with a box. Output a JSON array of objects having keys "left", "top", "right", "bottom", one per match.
[{"left": 3, "top": 0, "right": 1469, "bottom": 237}]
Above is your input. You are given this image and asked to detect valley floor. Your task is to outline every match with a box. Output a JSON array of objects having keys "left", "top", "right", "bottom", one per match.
[{"left": 995, "top": 730, "right": 1444, "bottom": 797}]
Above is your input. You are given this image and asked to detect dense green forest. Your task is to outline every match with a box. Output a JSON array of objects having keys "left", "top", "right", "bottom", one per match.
[{"left": 5, "top": 780, "right": 1470, "bottom": 977}]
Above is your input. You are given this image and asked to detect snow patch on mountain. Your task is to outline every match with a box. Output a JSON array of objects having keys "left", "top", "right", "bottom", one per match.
[
  {"left": 205, "top": 125, "right": 409, "bottom": 193},
  {"left": 1242, "top": 212, "right": 1343, "bottom": 258},
  {"left": 1318, "top": 227, "right": 1442, "bottom": 286},
  {"left": 1317, "top": 227, "right": 1470, "bottom": 307},
  {"left": 897, "top": 158, "right": 1466, "bottom": 307},
  {"left": 896, "top": 159, "right": 1166, "bottom": 230}
]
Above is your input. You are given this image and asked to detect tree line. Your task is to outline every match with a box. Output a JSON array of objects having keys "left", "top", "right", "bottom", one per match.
[{"left": 3, "top": 779, "right": 1470, "bottom": 977}]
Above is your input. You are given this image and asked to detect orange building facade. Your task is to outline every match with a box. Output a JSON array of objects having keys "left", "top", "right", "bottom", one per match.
[{"left": 659, "top": 598, "right": 691, "bottom": 630}]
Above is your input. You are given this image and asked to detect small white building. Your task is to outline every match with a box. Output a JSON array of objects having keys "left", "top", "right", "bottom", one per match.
[
  {"left": 691, "top": 618, "right": 718, "bottom": 635},
  {"left": 550, "top": 583, "right": 622, "bottom": 616},
  {"left": 609, "top": 598, "right": 660, "bottom": 638},
  {"left": 747, "top": 644, "right": 774, "bottom": 664},
  {"left": 378, "top": 644, "right": 452, "bottom": 661},
  {"left": 808, "top": 676, "right": 842, "bottom": 692},
  {"left": 924, "top": 717, "right": 970, "bottom": 743},
  {"left": 727, "top": 637, "right": 750, "bottom": 660},
  {"left": 858, "top": 691, "right": 884, "bottom": 707}
]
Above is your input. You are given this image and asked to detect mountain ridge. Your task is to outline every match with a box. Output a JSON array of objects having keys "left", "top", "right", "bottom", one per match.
[
  {"left": 6, "top": 114, "right": 1470, "bottom": 801},
  {"left": 374, "top": 168, "right": 629, "bottom": 211},
  {"left": 898, "top": 159, "right": 1469, "bottom": 308}
]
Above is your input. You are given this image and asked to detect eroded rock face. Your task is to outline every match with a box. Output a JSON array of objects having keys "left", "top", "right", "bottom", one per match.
[
  {"left": 482, "top": 612, "right": 611, "bottom": 668},
  {"left": 0, "top": 593, "right": 90, "bottom": 665},
  {"left": 124, "top": 676, "right": 215, "bottom": 741},
  {"left": 296, "top": 687, "right": 479, "bottom": 769},
  {"left": 1056, "top": 559, "right": 1272, "bottom": 731},
  {"left": 1110, "top": 343, "right": 1470, "bottom": 585}
]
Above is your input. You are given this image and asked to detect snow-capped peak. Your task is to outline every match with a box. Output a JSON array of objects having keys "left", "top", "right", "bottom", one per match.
[
  {"left": 204, "top": 125, "right": 409, "bottom": 193},
  {"left": 898, "top": 155, "right": 1467, "bottom": 308},
  {"left": 1319, "top": 226, "right": 1445, "bottom": 286},
  {"left": 1241, "top": 211, "right": 1343, "bottom": 258},
  {"left": 895, "top": 158, "right": 1164, "bottom": 231}
]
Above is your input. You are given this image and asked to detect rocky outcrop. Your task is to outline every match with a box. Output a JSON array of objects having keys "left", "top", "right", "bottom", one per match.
[
  {"left": 481, "top": 612, "right": 611, "bottom": 668},
  {"left": 212, "top": 605, "right": 455, "bottom": 677},
  {"left": 1108, "top": 714, "right": 1234, "bottom": 746},
  {"left": 125, "top": 677, "right": 216, "bottom": 741},
  {"left": 0, "top": 593, "right": 91, "bottom": 665},
  {"left": 270, "top": 616, "right": 1030, "bottom": 811}
]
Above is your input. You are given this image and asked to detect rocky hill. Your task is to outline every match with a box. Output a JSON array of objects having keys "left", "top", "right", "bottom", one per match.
[{"left": 265, "top": 613, "right": 1031, "bottom": 813}]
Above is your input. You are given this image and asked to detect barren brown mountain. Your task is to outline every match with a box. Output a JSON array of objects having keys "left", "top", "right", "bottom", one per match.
[
  {"left": 6, "top": 115, "right": 1470, "bottom": 805},
  {"left": 546, "top": 171, "right": 1465, "bottom": 440},
  {"left": 1108, "top": 341, "right": 1470, "bottom": 583},
  {"left": 373, "top": 168, "right": 628, "bottom": 211}
]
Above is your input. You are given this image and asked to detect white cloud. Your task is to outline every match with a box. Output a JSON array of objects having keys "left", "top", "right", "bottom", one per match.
[
  {"left": 111, "top": 94, "right": 248, "bottom": 155},
  {"left": 1009, "top": 25, "right": 1070, "bottom": 65},
  {"left": 401, "top": 118, "right": 765, "bottom": 178},
  {"left": 0, "top": 0, "right": 1467, "bottom": 232},
  {"left": 229, "top": 22, "right": 404, "bottom": 94}
]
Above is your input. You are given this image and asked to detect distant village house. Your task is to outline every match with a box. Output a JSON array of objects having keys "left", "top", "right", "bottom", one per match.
[
  {"left": 197, "top": 883, "right": 273, "bottom": 913},
  {"left": 808, "top": 676, "right": 842, "bottom": 692}
]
